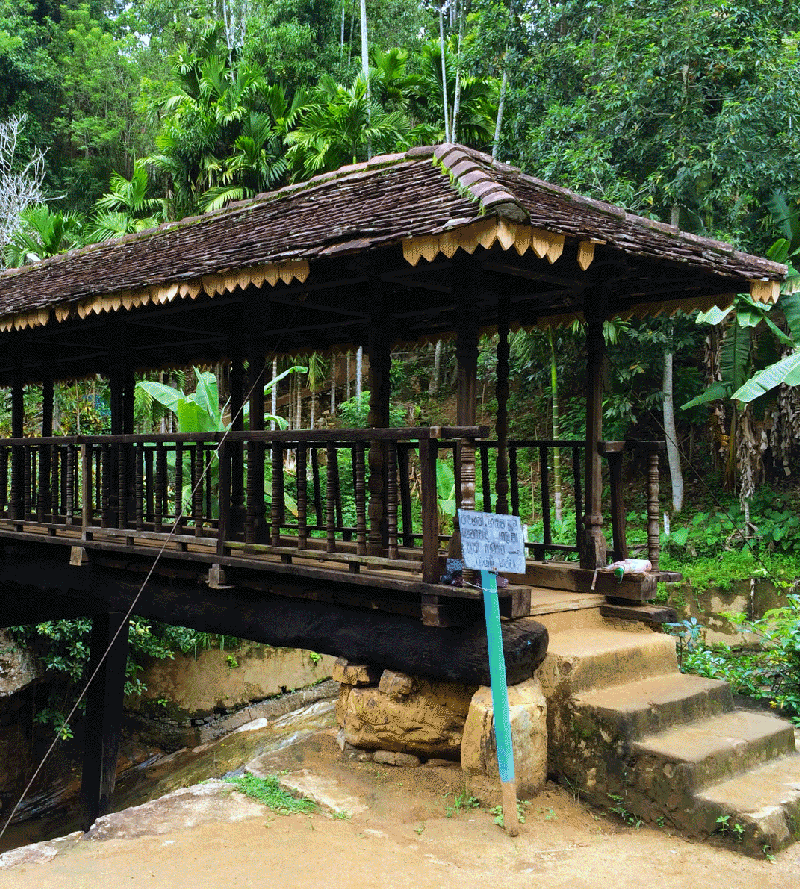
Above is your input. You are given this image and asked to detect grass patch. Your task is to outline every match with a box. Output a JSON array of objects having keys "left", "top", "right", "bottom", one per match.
[{"left": 225, "top": 773, "right": 317, "bottom": 814}]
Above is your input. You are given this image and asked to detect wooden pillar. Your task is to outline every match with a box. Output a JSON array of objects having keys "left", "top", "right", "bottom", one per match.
[
  {"left": 37, "top": 378, "right": 54, "bottom": 522},
  {"left": 10, "top": 378, "right": 24, "bottom": 520},
  {"left": 582, "top": 305, "right": 608, "bottom": 570},
  {"left": 495, "top": 297, "right": 510, "bottom": 515},
  {"left": 366, "top": 296, "right": 392, "bottom": 555},
  {"left": 81, "top": 611, "right": 130, "bottom": 831},
  {"left": 229, "top": 354, "right": 245, "bottom": 533},
  {"left": 247, "top": 356, "right": 267, "bottom": 542}
]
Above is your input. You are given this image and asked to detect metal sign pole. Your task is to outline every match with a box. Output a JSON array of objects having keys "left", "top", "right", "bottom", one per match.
[{"left": 480, "top": 567, "right": 519, "bottom": 837}]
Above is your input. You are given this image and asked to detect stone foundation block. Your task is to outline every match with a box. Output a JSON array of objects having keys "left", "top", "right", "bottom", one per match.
[
  {"left": 461, "top": 678, "right": 547, "bottom": 798},
  {"left": 378, "top": 670, "right": 416, "bottom": 700},
  {"left": 332, "top": 658, "right": 381, "bottom": 687},
  {"left": 341, "top": 677, "right": 475, "bottom": 757}
]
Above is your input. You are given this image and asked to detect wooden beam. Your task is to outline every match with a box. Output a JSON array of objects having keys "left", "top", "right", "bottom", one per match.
[{"left": 81, "top": 611, "right": 130, "bottom": 831}]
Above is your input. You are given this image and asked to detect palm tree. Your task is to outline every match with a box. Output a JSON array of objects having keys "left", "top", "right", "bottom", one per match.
[
  {"left": 4, "top": 205, "right": 83, "bottom": 267},
  {"left": 90, "top": 162, "right": 164, "bottom": 241},
  {"left": 286, "top": 74, "right": 408, "bottom": 178}
]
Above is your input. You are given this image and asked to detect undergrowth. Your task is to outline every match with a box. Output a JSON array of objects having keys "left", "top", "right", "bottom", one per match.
[{"left": 225, "top": 773, "right": 316, "bottom": 814}]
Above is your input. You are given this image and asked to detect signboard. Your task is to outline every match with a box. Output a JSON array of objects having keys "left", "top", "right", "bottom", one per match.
[{"left": 457, "top": 509, "right": 526, "bottom": 574}]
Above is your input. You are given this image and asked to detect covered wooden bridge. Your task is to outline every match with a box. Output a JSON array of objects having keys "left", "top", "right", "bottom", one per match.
[{"left": 0, "top": 143, "right": 785, "bottom": 826}]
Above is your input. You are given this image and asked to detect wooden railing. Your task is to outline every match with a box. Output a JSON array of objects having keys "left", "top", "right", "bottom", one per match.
[
  {"left": 0, "top": 431, "right": 664, "bottom": 577},
  {"left": 0, "top": 427, "right": 486, "bottom": 585}
]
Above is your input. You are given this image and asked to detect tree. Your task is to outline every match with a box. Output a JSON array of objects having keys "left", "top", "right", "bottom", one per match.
[
  {"left": 4, "top": 204, "right": 83, "bottom": 267},
  {"left": 90, "top": 161, "right": 164, "bottom": 241},
  {"left": 0, "top": 114, "right": 45, "bottom": 263}
]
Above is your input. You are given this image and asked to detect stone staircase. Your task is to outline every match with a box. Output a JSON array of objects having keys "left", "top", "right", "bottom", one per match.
[{"left": 537, "top": 615, "right": 800, "bottom": 855}]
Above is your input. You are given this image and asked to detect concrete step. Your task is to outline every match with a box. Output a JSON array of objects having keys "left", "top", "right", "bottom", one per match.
[
  {"left": 631, "top": 710, "right": 796, "bottom": 794},
  {"left": 540, "top": 626, "right": 678, "bottom": 696},
  {"left": 694, "top": 752, "right": 800, "bottom": 855},
  {"left": 575, "top": 672, "right": 733, "bottom": 741}
]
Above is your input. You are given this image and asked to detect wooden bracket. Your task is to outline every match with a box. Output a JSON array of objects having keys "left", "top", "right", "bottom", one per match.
[{"left": 70, "top": 546, "right": 89, "bottom": 566}]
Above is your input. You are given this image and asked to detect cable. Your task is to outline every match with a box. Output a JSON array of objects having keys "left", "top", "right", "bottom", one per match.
[{"left": 0, "top": 357, "right": 273, "bottom": 842}]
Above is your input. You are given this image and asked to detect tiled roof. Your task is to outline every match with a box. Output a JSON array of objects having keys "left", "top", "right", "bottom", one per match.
[{"left": 0, "top": 143, "right": 785, "bottom": 331}]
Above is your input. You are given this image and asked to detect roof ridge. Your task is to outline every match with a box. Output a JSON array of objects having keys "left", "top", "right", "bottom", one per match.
[{"left": 432, "top": 143, "right": 529, "bottom": 223}]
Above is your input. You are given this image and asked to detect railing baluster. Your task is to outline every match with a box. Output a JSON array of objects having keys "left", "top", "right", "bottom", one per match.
[
  {"left": 480, "top": 444, "right": 491, "bottom": 513},
  {"left": 648, "top": 449, "right": 660, "bottom": 570},
  {"left": 37, "top": 441, "right": 49, "bottom": 523},
  {"left": 396, "top": 443, "right": 413, "bottom": 548},
  {"left": 387, "top": 441, "right": 398, "bottom": 560},
  {"left": 100, "top": 444, "right": 110, "bottom": 528},
  {"left": 10, "top": 441, "right": 23, "bottom": 522},
  {"left": 271, "top": 441, "right": 283, "bottom": 547},
  {"left": 94, "top": 448, "right": 101, "bottom": 520},
  {"left": 330, "top": 443, "right": 342, "bottom": 533},
  {"left": 509, "top": 445, "right": 519, "bottom": 517},
  {"left": 0, "top": 445, "right": 7, "bottom": 515},
  {"left": 325, "top": 443, "right": 336, "bottom": 553},
  {"left": 205, "top": 447, "right": 213, "bottom": 527},
  {"left": 155, "top": 442, "right": 165, "bottom": 533},
  {"left": 572, "top": 446, "right": 583, "bottom": 560},
  {"left": 174, "top": 441, "right": 184, "bottom": 524},
  {"left": 419, "top": 436, "right": 439, "bottom": 584},
  {"left": 354, "top": 442, "right": 367, "bottom": 556},
  {"left": 145, "top": 447, "right": 154, "bottom": 524},
  {"left": 311, "top": 447, "right": 322, "bottom": 528},
  {"left": 540, "top": 444, "right": 551, "bottom": 549},
  {"left": 135, "top": 442, "right": 145, "bottom": 531},
  {"left": 296, "top": 444, "right": 308, "bottom": 550},
  {"left": 116, "top": 443, "right": 127, "bottom": 529},
  {"left": 216, "top": 440, "right": 230, "bottom": 559},
  {"left": 23, "top": 444, "right": 31, "bottom": 520},
  {"left": 65, "top": 444, "right": 74, "bottom": 524},
  {"left": 191, "top": 441, "right": 203, "bottom": 536}
]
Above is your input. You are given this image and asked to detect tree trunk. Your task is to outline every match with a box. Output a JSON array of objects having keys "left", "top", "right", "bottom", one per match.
[
  {"left": 663, "top": 344, "right": 683, "bottom": 512},
  {"left": 356, "top": 345, "right": 363, "bottom": 405},
  {"left": 548, "top": 329, "right": 563, "bottom": 523},
  {"left": 451, "top": 0, "right": 467, "bottom": 142},
  {"left": 360, "top": 0, "right": 371, "bottom": 157},
  {"left": 438, "top": 5, "right": 450, "bottom": 141},
  {"left": 429, "top": 339, "right": 442, "bottom": 395},
  {"left": 330, "top": 355, "right": 337, "bottom": 416},
  {"left": 493, "top": 67, "right": 508, "bottom": 159}
]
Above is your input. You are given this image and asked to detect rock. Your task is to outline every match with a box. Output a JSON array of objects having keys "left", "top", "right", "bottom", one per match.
[
  {"left": 341, "top": 677, "right": 475, "bottom": 757},
  {"left": 378, "top": 670, "right": 416, "bottom": 700},
  {"left": 335, "top": 684, "right": 351, "bottom": 726},
  {"left": 461, "top": 678, "right": 547, "bottom": 798},
  {"left": 425, "top": 758, "right": 459, "bottom": 768},
  {"left": 373, "top": 750, "right": 421, "bottom": 767},
  {"left": 336, "top": 729, "right": 373, "bottom": 761},
  {"left": 332, "top": 658, "right": 381, "bottom": 687},
  {"left": 273, "top": 769, "right": 368, "bottom": 817}
]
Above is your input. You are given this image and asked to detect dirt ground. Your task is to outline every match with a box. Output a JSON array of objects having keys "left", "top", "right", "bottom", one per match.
[{"left": 2, "top": 727, "right": 799, "bottom": 889}]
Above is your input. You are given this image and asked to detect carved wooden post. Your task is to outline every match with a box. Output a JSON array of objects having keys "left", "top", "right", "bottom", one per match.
[
  {"left": 296, "top": 444, "right": 308, "bottom": 550},
  {"left": 419, "top": 435, "right": 439, "bottom": 584},
  {"left": 582, "top": 306, "right": 608, "bottom": 570},
  {"left": 325, "top": 442, "right": 337, "bottom": 553},
  {"left": 452, "top": 306, "right": 479, "bottom": 570},
  {"left": 354, "top": 442, "right": 367, "bottom": 555},
  {"left": 229, "top": 355, "right": 245, "bottom": 533},
  {"left": 367, "top": 304, "right": 392, "bottom": 555},
  {"left": 154, "top": 441, "right": 165, "bottom": 532},
  {"left": 247, "top": 356, "right": 267, "bottom": 542},
  {"left": 10, "top": 378, "right": 24, "bottom": 521},
  {"left": 647, "top": 448, "right": 661, "bottom": 570},
  {"left": 271, "top": 441, "right": 284, "bottom": 547},
  {"left": 495, "top": 296, "right": 510, "bottom": 515},
  {"left": 38, "top": 377, "right": 54, "bottom": 522},
  {"left": 387, "top": 441, "right": 399, "bottom": 560}
]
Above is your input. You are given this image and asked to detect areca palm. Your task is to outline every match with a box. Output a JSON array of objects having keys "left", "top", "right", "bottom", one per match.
[
  {"left": 286, "top": 74, "right": 408, "bottom": 178},
  {"left": 4, "top": 205, "right": 83, "bottom": 267},
  {"left": 90, "top": 161, "right": 165, "bottom": 241}
]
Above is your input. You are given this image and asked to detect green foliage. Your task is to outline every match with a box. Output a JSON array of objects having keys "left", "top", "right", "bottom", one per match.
[
  {"left": 679, "top": 595, "right": 800, "bottom": 725},
  {"left": 225, "top": 772, "right": 316, "bottom": 814},
  {"left": 4, "top": 205, "right": 84, "bottom": 267}
]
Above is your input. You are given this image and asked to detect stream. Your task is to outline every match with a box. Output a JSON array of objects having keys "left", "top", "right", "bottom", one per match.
[{"left": 0, "top": 686, "right": 338, "bottom": 855}]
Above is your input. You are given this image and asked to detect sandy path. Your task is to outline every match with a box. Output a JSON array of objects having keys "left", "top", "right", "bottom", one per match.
[{"left": 2, "top": 729, "right": 798, "bottom": 889}]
